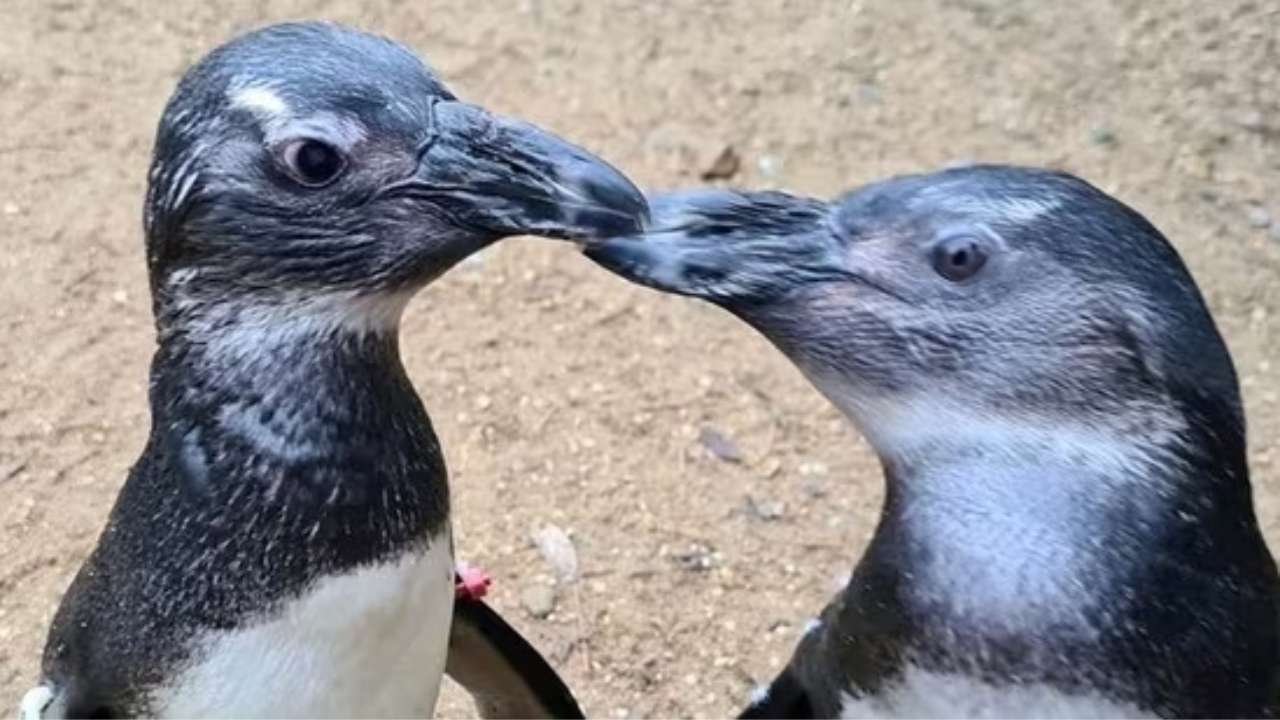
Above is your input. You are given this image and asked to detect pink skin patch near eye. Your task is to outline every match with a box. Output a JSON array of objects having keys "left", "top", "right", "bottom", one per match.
[{"left": 455, "top": 561, "right": 492, "bottom": 600}]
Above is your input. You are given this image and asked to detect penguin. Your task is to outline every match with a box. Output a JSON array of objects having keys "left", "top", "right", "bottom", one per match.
[
  {"left": 581, "top": 165, "right": 1280, "bottom": 718},
  {"left": 18, "top": 20, "right": 645, "bottom": 719}
]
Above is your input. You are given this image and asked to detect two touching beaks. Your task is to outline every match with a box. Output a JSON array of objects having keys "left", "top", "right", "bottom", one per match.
[
  {"left": 463, "top": 107, "right": 818, "bottom": 306},
  {"left": 579, "top": 186, "right": 834, "bottom": 305}
]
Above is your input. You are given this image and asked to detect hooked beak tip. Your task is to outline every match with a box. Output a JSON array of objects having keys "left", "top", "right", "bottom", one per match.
[{"left": 554, "top": 161, "right": 650, "bottom": 240}]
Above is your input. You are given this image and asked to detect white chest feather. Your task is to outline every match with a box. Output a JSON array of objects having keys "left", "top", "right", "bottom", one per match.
[
  {"left": 151, "top": 537, "right": 455, "bottom": 719},
  {"left": 838, "top": 666, "right": 1153, "bottom": 719}
]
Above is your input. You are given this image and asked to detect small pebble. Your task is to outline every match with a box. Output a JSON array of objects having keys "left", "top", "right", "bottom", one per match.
[
  {"left": 520, "top": 584, "right": 557, "bottom": 619},
  {"left": 803, "top": 478, "right": 827, "bottom": 498},
  {"left": 757, "top": 155, "right": 782, "bottom": 180},
  {"left": 857, "top": 82, "right": 882, "bottom": 104},
  {"left": 700, "top": 144, "right": 741, "bottom": 181},
  {"left": 698, "top": 426, "right": 742, "bottom": 463},
  {"left": 1246, "top": 206, "right": 1272, "bottom": 229},
  {"left": 1089, "top": 127, "right": 1117, "bottom": 147},
  {"left": 530, "top": 523, "right": 579, "bottom": 583},
  {"left": 745, "top": 496, "right": 785, "bottom": 521},
  {"left": 1234, "top": 108, "right": 1267, "bottom": 133},
  {"left": 799, "top": 461, "right": 828, "bottom": 477},
  {"left": 674, "top": 542, "right": 717, "bottom": 572}
]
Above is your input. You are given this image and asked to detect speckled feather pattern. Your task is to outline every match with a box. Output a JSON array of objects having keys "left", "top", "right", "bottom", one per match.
[{"left": 39, "top": 321, "right": 452, "bottom": 715}]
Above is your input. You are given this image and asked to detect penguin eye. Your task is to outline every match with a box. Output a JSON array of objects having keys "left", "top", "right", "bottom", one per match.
[
  {"left": 929, "top": 233, "right": 989, "bottom": 282},
  {"left": 279, "top": 138, "right": 347, "bottom": 188}
]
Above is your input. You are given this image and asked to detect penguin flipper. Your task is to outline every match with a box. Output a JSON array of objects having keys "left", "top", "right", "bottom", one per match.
[{"left": 446, "top": 572, "right": 585, "bottom": 720}]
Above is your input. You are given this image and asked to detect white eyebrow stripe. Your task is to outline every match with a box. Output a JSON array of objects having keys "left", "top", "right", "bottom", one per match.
[
  {"left": 227, "top": 82, "right": 369, "bottom": 153},
  {"left": 229, "top": 84, "right": 290, "bottom": 119}
]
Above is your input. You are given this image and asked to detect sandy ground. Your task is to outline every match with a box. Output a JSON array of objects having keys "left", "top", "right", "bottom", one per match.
[{"left": 2, "top": 1, "right": 1279, "bottom": 717}]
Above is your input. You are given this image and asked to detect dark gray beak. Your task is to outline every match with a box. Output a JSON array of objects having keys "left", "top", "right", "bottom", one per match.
[
  {"left": 415, "top": 101, "right": 648, "bottom": 240},
  {"left": 582, "top": 188, "right": 839, "bottom": 304}
]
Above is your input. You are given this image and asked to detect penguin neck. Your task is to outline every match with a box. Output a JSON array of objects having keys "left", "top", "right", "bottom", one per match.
[
  {"left": 875, "top": 444, "right": 1177, "bottom": 633},
  {"left": 143, "top": 287, "right": 449, "bottom": 552},
  {"left": 161, "top": 283, "right": 407, "bottom": 362},
  {"left": 152, "top": 288, "right": 419, "bottom": 437},
  {"left": 858, "top": 394, "right": 1266, "bottom": 603},
  {"left": 844, "top": 391, "right": 1278, "bottom": 708}
]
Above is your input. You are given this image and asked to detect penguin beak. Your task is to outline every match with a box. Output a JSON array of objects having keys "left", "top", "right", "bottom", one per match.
[
  {"left": 582, "top": 188, "right": 840, "bottom": 305},
  {"left": 412, "top": 100, "right": 649, "bottom": 241}
]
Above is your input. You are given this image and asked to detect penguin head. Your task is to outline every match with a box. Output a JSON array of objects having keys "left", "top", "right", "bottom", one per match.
[
  {"left": 144, "top": 21, "right": 646, "bottom": 323},
  {"left": 585, "top": 165, "right": 1241, "bottom": 463}
]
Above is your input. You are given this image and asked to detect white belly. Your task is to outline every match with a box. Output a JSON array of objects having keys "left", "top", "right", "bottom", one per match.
[
  {"left": 838, "top": 666, "right": 1154, "bottom": 719},
  {"left": 152, "top": 535, "right": 455, "bottom": 719}
]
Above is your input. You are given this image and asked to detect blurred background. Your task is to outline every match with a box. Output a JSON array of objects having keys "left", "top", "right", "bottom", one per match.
[{"left": 1, "top": 1, "right": 1278, "bottom": 717}]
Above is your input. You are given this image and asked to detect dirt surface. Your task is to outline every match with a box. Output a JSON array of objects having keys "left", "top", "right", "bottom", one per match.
[{"left": 2, "top": 1, "right": 1279, "bottom": 717}]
